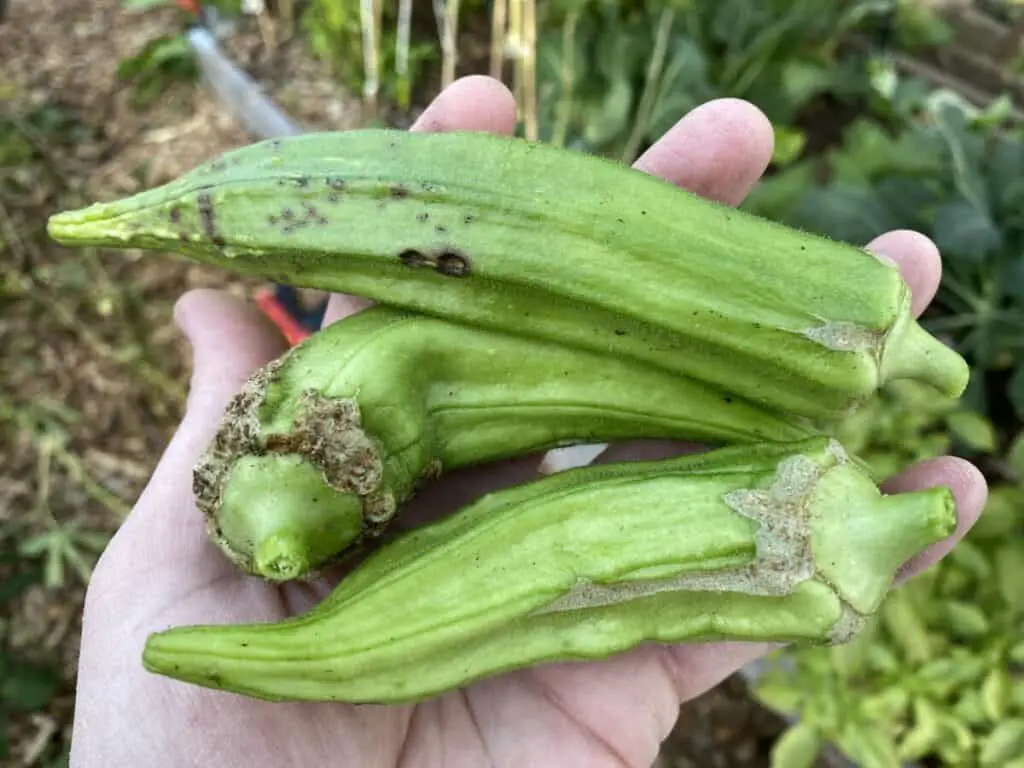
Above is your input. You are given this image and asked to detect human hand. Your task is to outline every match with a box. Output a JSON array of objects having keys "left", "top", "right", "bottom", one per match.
[{"left": 71, "top": 75, "right": 988, "bottom": 768}]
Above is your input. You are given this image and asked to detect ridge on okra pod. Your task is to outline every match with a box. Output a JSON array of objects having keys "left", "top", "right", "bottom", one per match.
[
  {"left": 46, "top": 129, "right": 969, "bottom": 427},
  {"left": 142, "top": 437, "right": 958, "bottom": 705},
  {"left": 198, "top": 305, "right": 816, "bottom": 581}
]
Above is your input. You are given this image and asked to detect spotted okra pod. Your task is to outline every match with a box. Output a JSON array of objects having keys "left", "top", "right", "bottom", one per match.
[
  {"left": 46, "top": 129, "right": 969, "bottom": 427},
  {"left": 143, "top": 437, "right": 957, "bottom": 704}
]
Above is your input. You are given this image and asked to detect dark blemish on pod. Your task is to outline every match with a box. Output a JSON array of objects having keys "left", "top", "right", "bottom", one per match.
[
  {"left": 328, "top": 178, "right": 346, "bottom": 191},
  {"left": 277, "top": 179, "right": 288, "bottom": 187},
  {"left": 390, "top": 185, "right": 409, "bottom": 199},
  {"left": 614, "top": 329, "right": 626, "bottom": 336},
  {"left": 212, "top": 235, "right": 226, "bottom": 247},
  {"left": 270, "top": 139, "right": 282, "bottom": 149},
  {"left": 211, "top": 160, "right": 227, "bottom": 172},
  {"left": 435, "top": 250, "right": 470, "bottom": 277},
  {"left": 169, "top": 206, "right": 182, "bottom": 223},
  {"left": 435, "top": 225, "right": 448, "bottom": 234},
  {"left": 463, "top": 214, "right": 475, "bottom": 224},
  {"left": 328, "top": 193, "right": 340, "bottom": 203},
  {"left": 281, "top": 208, "right": 295, "bottom": 220},
  {"left": 197, "top": 192, "right": 217, "bottom": 241},
  {"left": 268, "top": 215, "right": 279, "bottom": 225},
  {"left": 398, "top": 249, "right": 430, "bottom": 268},
  {"left": 416, "top": 212, "right": 429, "bottom": 223},
  {"left": 723, "top": 396, "right": 734, "bottom": 404},
  {"left": 296, "top": 176, "right": 310, "bottom": 188},
  {"left": 617, "top": 217, "right": 624, "bottom": 224},
  {"left": 179, "top": 232, "right": 189, "bottom": 242}
]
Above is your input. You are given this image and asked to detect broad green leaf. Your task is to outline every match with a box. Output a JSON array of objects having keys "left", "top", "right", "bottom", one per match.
[
  {"left": 1011, "top": 365, "right": 1024, "bottom": 422},
  {"left": 980, "top": 719, "right": 1024, "bottom": 766},
  {"left": 770, "top": 722, "right": 821, "bottom": 768},
  {"left": 752, "top": 679, "right": 807, "bottom": 715},
  {"left": 988, "top": 134, "right": 1024, "bottom": 213},
  {"left": 837, "top": 719, "right": 902, "bottom": 768},
  {"left": 780, "top": 60, "right": 837, "bottom": 111},
  {"left": 931, "top": 97, "right": 992, "bottom": 213},
  {"left": 772, "top": 125, "right": 806, "bottom": 166},
  {"left": 898, "top": 697, "right": 943, "bottom": 760},
  {"left": 740, "top": 162, "right": 816, "bottom": 223},
  {"left": 982, "top": 667, "right": 1013, "bottom": 722},
  {"left": 915, "top": 656, "right": 987, "bottom": 699},
  {"left": 882, "top": 588, "right": 932, "bottom": 664},
  {"left": 945, "top": 601, "right": 990, "bottom": 639},
  {"left": 793, "top": 183, "right": 900, "bottom": 245},
  {"left": 995, "top": 541, "right": 1024, "bottom": 615},
  {"left": 946, "top": 409, "right": 998, "bottom": 452},
  {"left": 871, "top": 176, "right": 936, "bottom": 230},
  {"left": 1011, "top": 641, "right": 1024, "bottom": 665},
  {"left": 930, "top": 198, "right": 1003, "bottom": 263},
  {"left": 954, "top": 688, "right": 989, "bottom": 726},
  {"left": 862, "top": 688, "right": 909, "bottom": 722},
  {"left": 971, "top": 486, "right": 1024, "bottom": 539}
]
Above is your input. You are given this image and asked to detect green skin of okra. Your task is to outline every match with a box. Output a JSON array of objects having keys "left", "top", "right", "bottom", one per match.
[
  {"left": 46, "top": 130, "right": 969, "bottom": 425},
  {"left": 201, "top": 304, "right": 815, "bottom": 581},
  {"left": 144, "top": 437, "right": 957, "bottom": 705}
]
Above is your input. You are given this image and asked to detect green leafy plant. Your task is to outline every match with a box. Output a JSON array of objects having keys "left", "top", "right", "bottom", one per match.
[{"left": 531, "top": 0, "right": 950, "bottom": 163}]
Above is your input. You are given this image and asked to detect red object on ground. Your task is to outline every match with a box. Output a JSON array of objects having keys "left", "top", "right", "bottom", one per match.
[
  {"left": 175, "top": 0, "right": 202, "bottom": 15},
  {"left": 255, "top": 288, "right": 312, "bottom": 346}
]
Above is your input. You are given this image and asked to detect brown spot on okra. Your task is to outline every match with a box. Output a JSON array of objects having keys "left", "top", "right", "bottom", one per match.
[
  {"left": 327, "top": 178, "right": 345, "bottom": 191},
  {"left": 435, "top": 250, "right": 470, "bottom": 277},
  {"left": 169, "top": 206, "right": 181, "bottom": 223},
  {"left": 197, "top": 191, "right": 218, "bottom": 242},
  {"left": 463, "top": 214, "right": 475, "bottom": 224},
  {"left": 435, "top": 225, "right": 448, "bottom": 234},
  {"left": 416, "top": 212, "right": 429, "bottom": 223},
  {"left": 398, "top": 249, "right": 430, "bottom": 268},
  {"left": 327, "top": 193, "right": 340, "bottom": 203},
  {"left": 390, "top": 185, "right": 409, "bottom": 199}
]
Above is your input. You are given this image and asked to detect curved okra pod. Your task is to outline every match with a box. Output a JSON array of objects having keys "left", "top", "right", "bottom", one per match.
[
  {"left": 46, "top": 129, "right": 969, "bottom": 426},
  {"left": 200, "top": 304, "right": 815, "bottom": 581},
  {"left": 144, "top": 437, "right": 957, "bottom": 704}
]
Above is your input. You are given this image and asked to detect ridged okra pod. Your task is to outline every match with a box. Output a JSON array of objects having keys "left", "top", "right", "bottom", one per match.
[
  {"left": 200, "top": 305, "right": 814, "bottom": 581},
  {"left": 46, "top": 129, "right": 969, "bottom": 425},
  {"left": 143, "top": 437, "right": 957, "bottom": 704}
]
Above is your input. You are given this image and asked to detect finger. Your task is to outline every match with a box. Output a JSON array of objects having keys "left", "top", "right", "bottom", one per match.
[
  {"left": 865, "top": 229, "right": 943, "bottom": 317},
  {"left": 321, "top": 75, "right": 518, "bottom": 328},
  {"left": 633, "top": 97, "right": 776, "bottom": 204}
]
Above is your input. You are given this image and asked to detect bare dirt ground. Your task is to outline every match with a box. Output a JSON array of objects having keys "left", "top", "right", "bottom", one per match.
[{"left": 0, "top": 1, "right": 808, "bottom": 764}]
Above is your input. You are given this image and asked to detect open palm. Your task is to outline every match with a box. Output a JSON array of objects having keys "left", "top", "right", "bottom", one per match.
[{"left": 71, "top": 76, "right": 988, "bottom": 768}]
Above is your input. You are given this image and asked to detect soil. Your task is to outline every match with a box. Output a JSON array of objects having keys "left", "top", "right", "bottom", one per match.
[{"left": 0, "top": 2, "right": 814, "bottom": 765}]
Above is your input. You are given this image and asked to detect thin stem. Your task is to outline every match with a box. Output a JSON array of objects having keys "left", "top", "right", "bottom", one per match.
[
  {"left": 396, "top": 0, "right": 413, "bottom": 108},
  {"left": 490, "top": 0, "right": 507, "bottom": 80},
  {"left": 359, "top": 0, "right": 380, "bottom": 117},
  {"left": 551, "top": 10, "right": 580, "bottom": 148},
  {"left": 621, "top": 8, "right": 675, "bottom": 164},
  {"left": 522, "top": 0, "right": 537, "bottom": 141}
]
